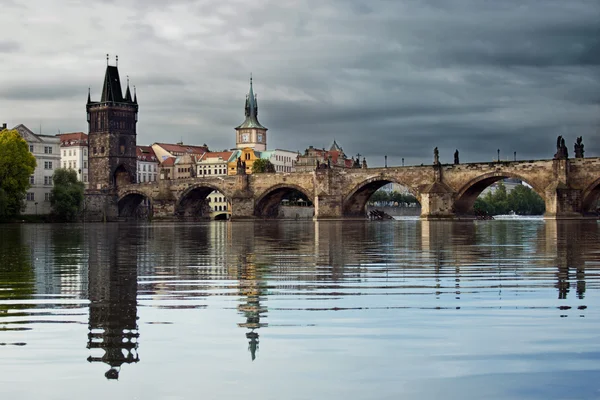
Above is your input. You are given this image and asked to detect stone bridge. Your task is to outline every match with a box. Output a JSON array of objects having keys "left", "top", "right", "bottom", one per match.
[{"left": 85, "top": 156, "right": 600, "bottom": 221}]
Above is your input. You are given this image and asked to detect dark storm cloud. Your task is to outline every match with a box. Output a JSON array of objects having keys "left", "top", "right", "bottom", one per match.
[{"left": 0, "top": 0, "right": 599, "bottom": 165}]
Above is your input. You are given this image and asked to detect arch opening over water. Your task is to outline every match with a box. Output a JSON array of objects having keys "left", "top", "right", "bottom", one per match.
[
  {"left": 344, "top": 179, "right": 420, "bottom": 218},
  {"left": 118, "top": 192, "right": 152, "bottom": 220},
  {"left": 255, "top": 184, "right": 314, "bottom": 218},
  {"left": 177, "top": 185, "right": 230, "bottom": 220},
  {"left": 582, "top": 178, "right": 600, "bottom": 215},
  {"left": 454, "top": 173, "right": 545, "bottom": 216}
]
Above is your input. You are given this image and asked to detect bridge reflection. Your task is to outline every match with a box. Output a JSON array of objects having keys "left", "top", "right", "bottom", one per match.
[{"left": 75, "top": 219, "right": 598, "bottom": 377}]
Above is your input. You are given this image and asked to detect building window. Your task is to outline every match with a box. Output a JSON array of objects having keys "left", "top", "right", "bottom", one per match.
[
  {"left": 153, "top": 165, "right": 156, "bottom": 172},
  {"left": 68, "top": 149, "right": 71, "bottom": 156},
  {"left": 83, "top": 161, "right": 87, "bottom": 168},
  {"left": 29, "top": 175, "right": 35, "bottom": 184},
  {"left": 143, "top": 165, "right": 146, "bottom": 172},
  {"left": 138, "top": 173, "right": 141, "bottom": 182},
  {"left": 63, "top": 150, "right": 66, "bottom": 156},
  {"left": 100, "top": 147, "right": 105, "bottom": 154},
  {"left": 29, "top": 145, "right": 34, "bottom": 152},
  {"left": 44, "top": 176, "right": 52, "bottom": 185},
  {"left": 45, "top": 193, "right": 51, "bottom": 202},
  {"left": 44, "top": 161, "right": 53, "bottom": 170},
  {"left": 84, "top": 148, "right": 87, "bottom": 156},
  {"left": 26, "top": 192, "right": 34, "bottom": 201},
  {"left": 84, "top": 174, "right": 88, "bottom": 182}
]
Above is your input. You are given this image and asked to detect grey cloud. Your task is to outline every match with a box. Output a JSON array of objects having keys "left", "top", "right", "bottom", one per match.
[
  {"left": 1, "top": 0, "right": 599, "bottom": 167},
  {"left": 0, "top": 40, "right": 20, "bottom": 53}
]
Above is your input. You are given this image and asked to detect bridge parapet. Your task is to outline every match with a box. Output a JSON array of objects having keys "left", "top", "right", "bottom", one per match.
[{"left": 84, "top": 156, "right": 600, "bottom": 221}]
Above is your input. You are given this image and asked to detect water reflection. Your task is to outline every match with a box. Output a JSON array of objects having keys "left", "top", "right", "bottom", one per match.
[
  {"left": 1, "top": 219, "right": 599, "bottom": 398},
  {"left": 86, "top": 225, "right": 139, "bottom": 380}
]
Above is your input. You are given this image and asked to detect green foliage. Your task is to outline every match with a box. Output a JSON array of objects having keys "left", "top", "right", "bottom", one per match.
[
  {"left": 369, "top": 190, "right": 419, "bottom": 206},
  {"left": 252, "top": 158, "right": 276, "bottom": 173},
  {"left": 0, "top": 129, "right": 37, "bottom": 221},
  {"left": 476, "top": 181, "right": 545, "bottom": 215},
  {"left": 50, "top": 169, "right": 85, "bottom": 222}
]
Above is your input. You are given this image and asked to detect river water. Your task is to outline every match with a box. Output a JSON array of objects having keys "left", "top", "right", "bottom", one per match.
[{"left": 1, "top": 219, "right": 599, "bottom": 399}]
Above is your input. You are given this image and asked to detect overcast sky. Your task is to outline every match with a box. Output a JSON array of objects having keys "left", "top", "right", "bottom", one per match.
[{"left": 1, "top": 0, "right": 599, "bottom": 166}]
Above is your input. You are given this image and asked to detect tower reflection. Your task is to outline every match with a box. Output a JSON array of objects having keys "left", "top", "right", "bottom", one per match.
[
  {"left": 86, "top": 225, "right": 139, "bottom": 379},
  {"left": 230, "top": 225, "right": 268, "bottom": 361}
]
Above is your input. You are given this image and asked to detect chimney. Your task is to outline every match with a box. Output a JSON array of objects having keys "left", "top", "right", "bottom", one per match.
[{"left": 1, "top": 123, "right": 6, "bottom": 130}]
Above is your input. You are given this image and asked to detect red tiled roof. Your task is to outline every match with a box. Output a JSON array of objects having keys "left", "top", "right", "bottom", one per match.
[
  {"left": 137, "top": 145, "right": 157, "bottom": 162},
  {"left": 58, "top": 132, "right": 88, "bottom": 146},
  {"left": 160, "top": 157, "right": 176, "bottom": 167},
  {"left": 199, "top": 151, "right": 233, "bottom": 161},
  {"left": 155, "top": 142, "right": 208, "bottom": 155}
]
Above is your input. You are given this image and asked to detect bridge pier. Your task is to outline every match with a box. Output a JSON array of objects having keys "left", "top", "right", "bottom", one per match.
[
  {"left": 230, "top": 195, "right": 255, "bottom": 220},
  {"left": 84, "top": 191, "right": 118, "bottom": 222},
  {"left": 419, "top": 182, "right": 456, "bottom": 220},
  {"left": 313, "top": 194, "right": 344, "bottom": 220},
  {"left": 544, "top": 185, "right": 583, "bottom": 219}
]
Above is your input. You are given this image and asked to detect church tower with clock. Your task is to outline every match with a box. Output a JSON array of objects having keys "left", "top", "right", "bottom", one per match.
[
  {"left": 87, "top": 56, "right": 138, "bottom": 190},
  {"left": 235, "top": 77, "right": 267, "bottom": 151}
]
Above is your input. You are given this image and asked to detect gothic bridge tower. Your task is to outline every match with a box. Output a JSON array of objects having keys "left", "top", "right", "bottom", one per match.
[
  {"left": 235, "top": 76, "right": 267, "bottom": 152},
  {"left": 87, "top": 56, "right": 138, "bottom": 190}
]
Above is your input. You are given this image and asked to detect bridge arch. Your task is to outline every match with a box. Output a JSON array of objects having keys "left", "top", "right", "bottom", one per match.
[
  {"left": 254, "top": 183, "right": 314, "bottom": 218},
  {"left": 118, "top": 190, "right": 153, "bottom": 219},
  {"left": 582, "top": 177, "right": 600, "bottom": 214},
  {"left": 343, "top": 176, "right": 420, "bottom": 217},
  {"left": 176, "top": 183, "right": 233, "bottom": 220},
  {"left": 453, "top": 171, "right": 545, "bottom": 215}
]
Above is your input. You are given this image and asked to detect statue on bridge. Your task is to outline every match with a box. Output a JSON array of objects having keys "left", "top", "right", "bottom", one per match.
[
  {"left": 554, "top": 136, "right": 568, "bottom": 159},
  {"left": 574, "top": 136, "right": 585, "bottom": 158},
  {"left": 236, "top": 157, "right": 247, "bottom": 175},
  {"left": 433, "top": 147, "right": 440, "bottom": 165},
  {"left": 362, "top": 157, "right": 367, "bottom": 168},
  {"left": 454, "top": 149, "right": 459, "bottom": 165}
]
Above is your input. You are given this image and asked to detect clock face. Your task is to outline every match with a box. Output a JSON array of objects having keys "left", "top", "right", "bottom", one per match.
[
  {"left": 242, "top": 133, "right": 249, "bottom": 142},
  {"left": 257, "top": 133, "right": 263, "bottom": 142}
]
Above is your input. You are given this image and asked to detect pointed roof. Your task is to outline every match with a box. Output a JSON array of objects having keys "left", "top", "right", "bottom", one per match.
[
  {"left": 125, "top": 77, "right": 132, "bottom": 102},
  {"left": 329, "top": 140, "right": 342, "bottom": 152},
  {"left": 236, "top": 77, "right": 267, "bottom": 130}
]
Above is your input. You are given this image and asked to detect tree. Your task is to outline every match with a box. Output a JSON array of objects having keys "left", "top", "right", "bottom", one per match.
[
  {"left": 252, "top": 159, "right": 276, "bottom": 173},
  {"left": 369, "top": 190, "right": 389, "bottom": 205},
  {"left": 476, "top": 181, "right": 545, "bottom": 215},
  {"left": 50, "top": 169, "right": 85, "bottom": 222},
  {"left": 0, "top": 129, "right": 37, "bottom": 221}
]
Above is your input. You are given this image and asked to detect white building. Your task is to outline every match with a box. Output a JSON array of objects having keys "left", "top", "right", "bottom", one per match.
[
  {"left": 58, "top": 132, "right": 88, "bottom": 186},
  {"left": 196, "top": 151, "right": 234, "bottom": 219},
  {"left": 12, "top": 124, "right": 60, "bottom": 215},
  {"left": 261, "top": 149, "right": 297, "bottom": 173},
  {"left": 137, "top": 146, "right": 159, "bottom": 183}
]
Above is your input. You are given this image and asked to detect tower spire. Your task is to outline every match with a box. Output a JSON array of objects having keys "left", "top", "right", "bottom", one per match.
[
  {"left": 125, "top": 75, "right": 132, "bottom": 102},
  {"left": 133, "top": 85, "right": 137, "bottom": 104},
  {"left": 87, "top": 87, "right": 91, "bottom": 104}
]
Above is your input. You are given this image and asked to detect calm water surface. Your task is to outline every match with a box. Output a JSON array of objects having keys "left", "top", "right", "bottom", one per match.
[{"left": 1, "top": 220, "right": 599, "bottom": 399}]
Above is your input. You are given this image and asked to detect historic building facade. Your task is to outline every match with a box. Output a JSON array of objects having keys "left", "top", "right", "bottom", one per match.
[
  {"left": 295, "top": 140, "right": 357, "bottom": 172},
  {"left": 58, "top": 132, "right": 89, "bottom": 186},
  {"left": 87, "top": 59, "right": 138, "bottom": 190},
  {"left": 136, "top": 146, "right": 158, "bottom": 183},
  {"left": 12, "top": 124, "right": 60, "bottom": 214}
]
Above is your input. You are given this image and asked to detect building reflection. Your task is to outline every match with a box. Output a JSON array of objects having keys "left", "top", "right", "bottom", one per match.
[
  {"left": 229, "top": 225, "right": 268, "bottom": 361},
  {"left": 86, "top": 225, "right": 139, "bottom": 380}
]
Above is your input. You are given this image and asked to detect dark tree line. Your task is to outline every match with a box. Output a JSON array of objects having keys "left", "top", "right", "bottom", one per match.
[
  {"left": 369, "top": 190, "right": 419, "bottom": 207},
  {"left": 474, "top": 182, "right": 545, "bottom": 216}
]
